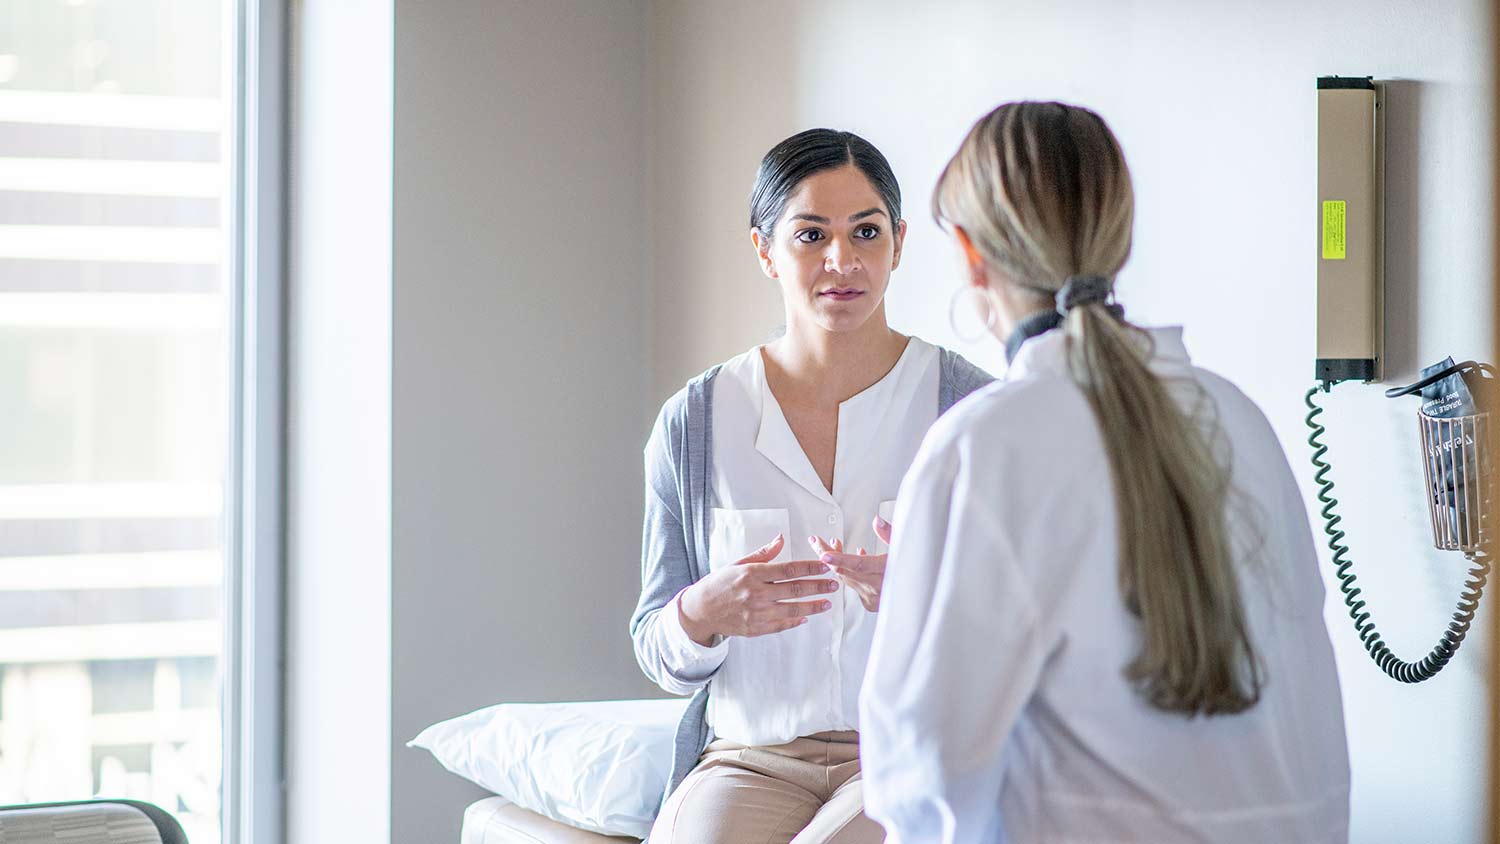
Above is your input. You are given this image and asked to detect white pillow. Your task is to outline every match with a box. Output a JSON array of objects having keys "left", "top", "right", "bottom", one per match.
[{"left": 409, "top": 698, "right": 689, "bottom": 839}]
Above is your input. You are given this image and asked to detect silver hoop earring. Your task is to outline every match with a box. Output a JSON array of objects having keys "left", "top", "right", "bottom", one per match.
[{"left": 949, "top": 286, "right": 997, "bottom": 343}]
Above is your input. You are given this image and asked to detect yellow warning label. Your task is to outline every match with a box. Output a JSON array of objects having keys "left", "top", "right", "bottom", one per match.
[{"left": 1322, "top": 200, "right": 1346, "bottom": 260}]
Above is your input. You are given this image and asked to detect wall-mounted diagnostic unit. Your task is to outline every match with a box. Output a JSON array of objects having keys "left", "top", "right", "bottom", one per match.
[
  {"left": 1306, "top": 75, "right": 1496, "bottom": 683},
  {"left": 1315, "top": 76, "right": 1383, "bottom": 386}
]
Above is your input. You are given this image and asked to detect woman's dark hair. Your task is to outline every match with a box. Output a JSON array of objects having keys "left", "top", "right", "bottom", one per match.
[{"left": 748, "top": 129, "right": 902, "bottom": 239}]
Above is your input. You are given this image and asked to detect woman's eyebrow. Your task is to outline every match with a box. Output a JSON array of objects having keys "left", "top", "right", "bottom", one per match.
[{"left": 787, "top": 208, "right": 887, "bottom": 224}]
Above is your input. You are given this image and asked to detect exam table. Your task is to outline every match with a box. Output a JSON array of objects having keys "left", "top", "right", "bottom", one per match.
[{"left": 462, "top": 796, "right": 642, "bottom": 844}]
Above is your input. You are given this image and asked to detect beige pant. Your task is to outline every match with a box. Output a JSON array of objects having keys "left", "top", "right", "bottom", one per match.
[{"left": 648, "top": 730, "right": 885, "bottom": 844}]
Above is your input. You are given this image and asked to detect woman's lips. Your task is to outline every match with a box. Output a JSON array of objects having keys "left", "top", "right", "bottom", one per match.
[{"left": 820, "top": 289, "right": 864, "bottom": 301}]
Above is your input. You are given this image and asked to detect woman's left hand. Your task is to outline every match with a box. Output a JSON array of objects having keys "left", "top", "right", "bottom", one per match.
[{"left": 808, "top": 516, "right": 893, "bottom": 613}]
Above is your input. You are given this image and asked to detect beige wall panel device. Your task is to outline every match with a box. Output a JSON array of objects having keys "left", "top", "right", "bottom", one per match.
[{"left": 1316, "top": 75, "right": 1383, "bottom": 386}]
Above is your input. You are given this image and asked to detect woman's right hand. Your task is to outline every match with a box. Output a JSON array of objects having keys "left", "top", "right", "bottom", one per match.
[{"left": 678, "top": 534, "right": 838, "bottom": 646}]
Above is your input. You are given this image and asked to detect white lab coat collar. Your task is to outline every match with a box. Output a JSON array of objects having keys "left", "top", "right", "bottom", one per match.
[{"left": 1006, "top": 324, "right": 1195, "bottom": 382}]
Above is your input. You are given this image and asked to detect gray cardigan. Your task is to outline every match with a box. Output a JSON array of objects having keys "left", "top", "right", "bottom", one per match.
[{"left": 629, "top": 347, "right": 995, "bottom": 814}]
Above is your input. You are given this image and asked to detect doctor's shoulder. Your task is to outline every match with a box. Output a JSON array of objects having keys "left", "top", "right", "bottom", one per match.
[
  {"left": 1181, "top": 365, "right": 1290, "bottom": 458},
  {"left": 911, "top": 373, "right": 1093, "bottom": 476},
  {"left": 946, "top": 367, "right": 1091, "bottom": 434}
]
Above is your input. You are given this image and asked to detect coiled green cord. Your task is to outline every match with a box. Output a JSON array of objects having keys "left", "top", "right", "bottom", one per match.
[{"left": 1303, "top": 386, "right": 1490, "bottom": 683}]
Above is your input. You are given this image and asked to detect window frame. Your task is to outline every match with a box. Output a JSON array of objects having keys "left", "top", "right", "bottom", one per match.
[{"left": 222, "top": 1, "right": 287, "bottom": 843}]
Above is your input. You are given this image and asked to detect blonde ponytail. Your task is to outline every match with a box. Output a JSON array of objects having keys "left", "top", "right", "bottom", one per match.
[{"left": 935, "top": 102, "right": 1261, "bottom": 715}]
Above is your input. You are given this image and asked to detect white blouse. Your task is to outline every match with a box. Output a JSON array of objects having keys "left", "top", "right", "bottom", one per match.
[
  {"left": 861, "top": 327, "right": 1351, "bottom": 844},
  {"left": 657, "top": 336, "right": 941, "bottom": 747}
]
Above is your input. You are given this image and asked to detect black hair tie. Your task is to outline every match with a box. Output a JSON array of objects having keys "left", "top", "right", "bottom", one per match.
[{"left": 1056, "top": 275, "right": 1124, "bottom": 319}]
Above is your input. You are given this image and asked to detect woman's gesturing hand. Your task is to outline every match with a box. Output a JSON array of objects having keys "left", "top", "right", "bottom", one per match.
[
  {"left": 809, "top": 516, "right": 893, "bottom": 613},
  {"left": 677, "top": 534, "right": 839, "bottom": 646}
]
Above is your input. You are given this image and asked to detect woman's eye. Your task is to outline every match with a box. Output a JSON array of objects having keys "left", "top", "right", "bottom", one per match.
[
  {"left": 795, "top": 229, "right": 824, "bottom": 244},
  {"left": 856, "top": 225, "right": 881, "bottom": 239}
]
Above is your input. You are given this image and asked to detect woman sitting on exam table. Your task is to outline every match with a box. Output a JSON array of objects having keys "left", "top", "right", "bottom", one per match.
[
  {"left": 859, "top": 101, "right": 1352, "bottom": 844},
  {"left": 629, "top": 129, "right": 991, "bottom": 844}
]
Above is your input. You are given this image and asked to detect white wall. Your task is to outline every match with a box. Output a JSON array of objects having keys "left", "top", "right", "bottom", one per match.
[
  {"left": 647, "top": 1, "right": 1495, "bottom": 841},
  {"left": 286, "top": 2, "right": 394, "bottom": 843},
  {"left": 645, "top": 2, "right": 805, "bottom": 402},
  {"left": 390, "top": 2, "right": 656, "bottom": 842}
]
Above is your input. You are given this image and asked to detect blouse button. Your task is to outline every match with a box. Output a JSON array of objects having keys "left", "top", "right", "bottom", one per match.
[{"left": 827, "top": 513, "right": 838, "bottom": 525}]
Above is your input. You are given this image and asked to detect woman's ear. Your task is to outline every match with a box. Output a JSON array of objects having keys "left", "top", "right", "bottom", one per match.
[
  {"left": 751, "top": 227, "right": 778, "bottom": 279},
  {"left": 890, "top": 218, "right": 908, "bottom": 271},
  {"left": 952, "top": 225, "right": 989, "bottom": 290}
]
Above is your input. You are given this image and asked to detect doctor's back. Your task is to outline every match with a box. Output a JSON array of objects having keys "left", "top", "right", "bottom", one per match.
[{"left": 858, "top": 101, "right": 1351, "bottom": 844}]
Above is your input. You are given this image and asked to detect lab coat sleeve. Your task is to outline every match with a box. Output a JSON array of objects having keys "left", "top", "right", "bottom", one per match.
[
  {"left": 629, "top": 395, "right": 727, "bottom": 695},
  {"left": 860, "top": 427, "right": 1049, "bottom": 844}
]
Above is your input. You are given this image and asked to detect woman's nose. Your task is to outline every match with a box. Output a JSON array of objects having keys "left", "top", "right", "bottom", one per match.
[{"left": 824, "top": 238, "right": 860, "bottom": 274}]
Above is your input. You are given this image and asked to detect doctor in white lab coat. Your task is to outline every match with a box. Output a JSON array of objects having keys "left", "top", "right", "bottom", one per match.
[{"left": 854, "top": 102, "right": 1351, "bottom": 843}]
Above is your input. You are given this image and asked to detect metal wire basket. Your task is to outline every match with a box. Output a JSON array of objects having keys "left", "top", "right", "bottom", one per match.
[{"left": 1417, "top": 408, "right": 1493, "bottom": 553}]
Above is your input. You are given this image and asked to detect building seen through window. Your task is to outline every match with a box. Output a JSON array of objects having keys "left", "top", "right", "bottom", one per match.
[{"left": 0, "top": 3, "right": 229, "bottom": 842}]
